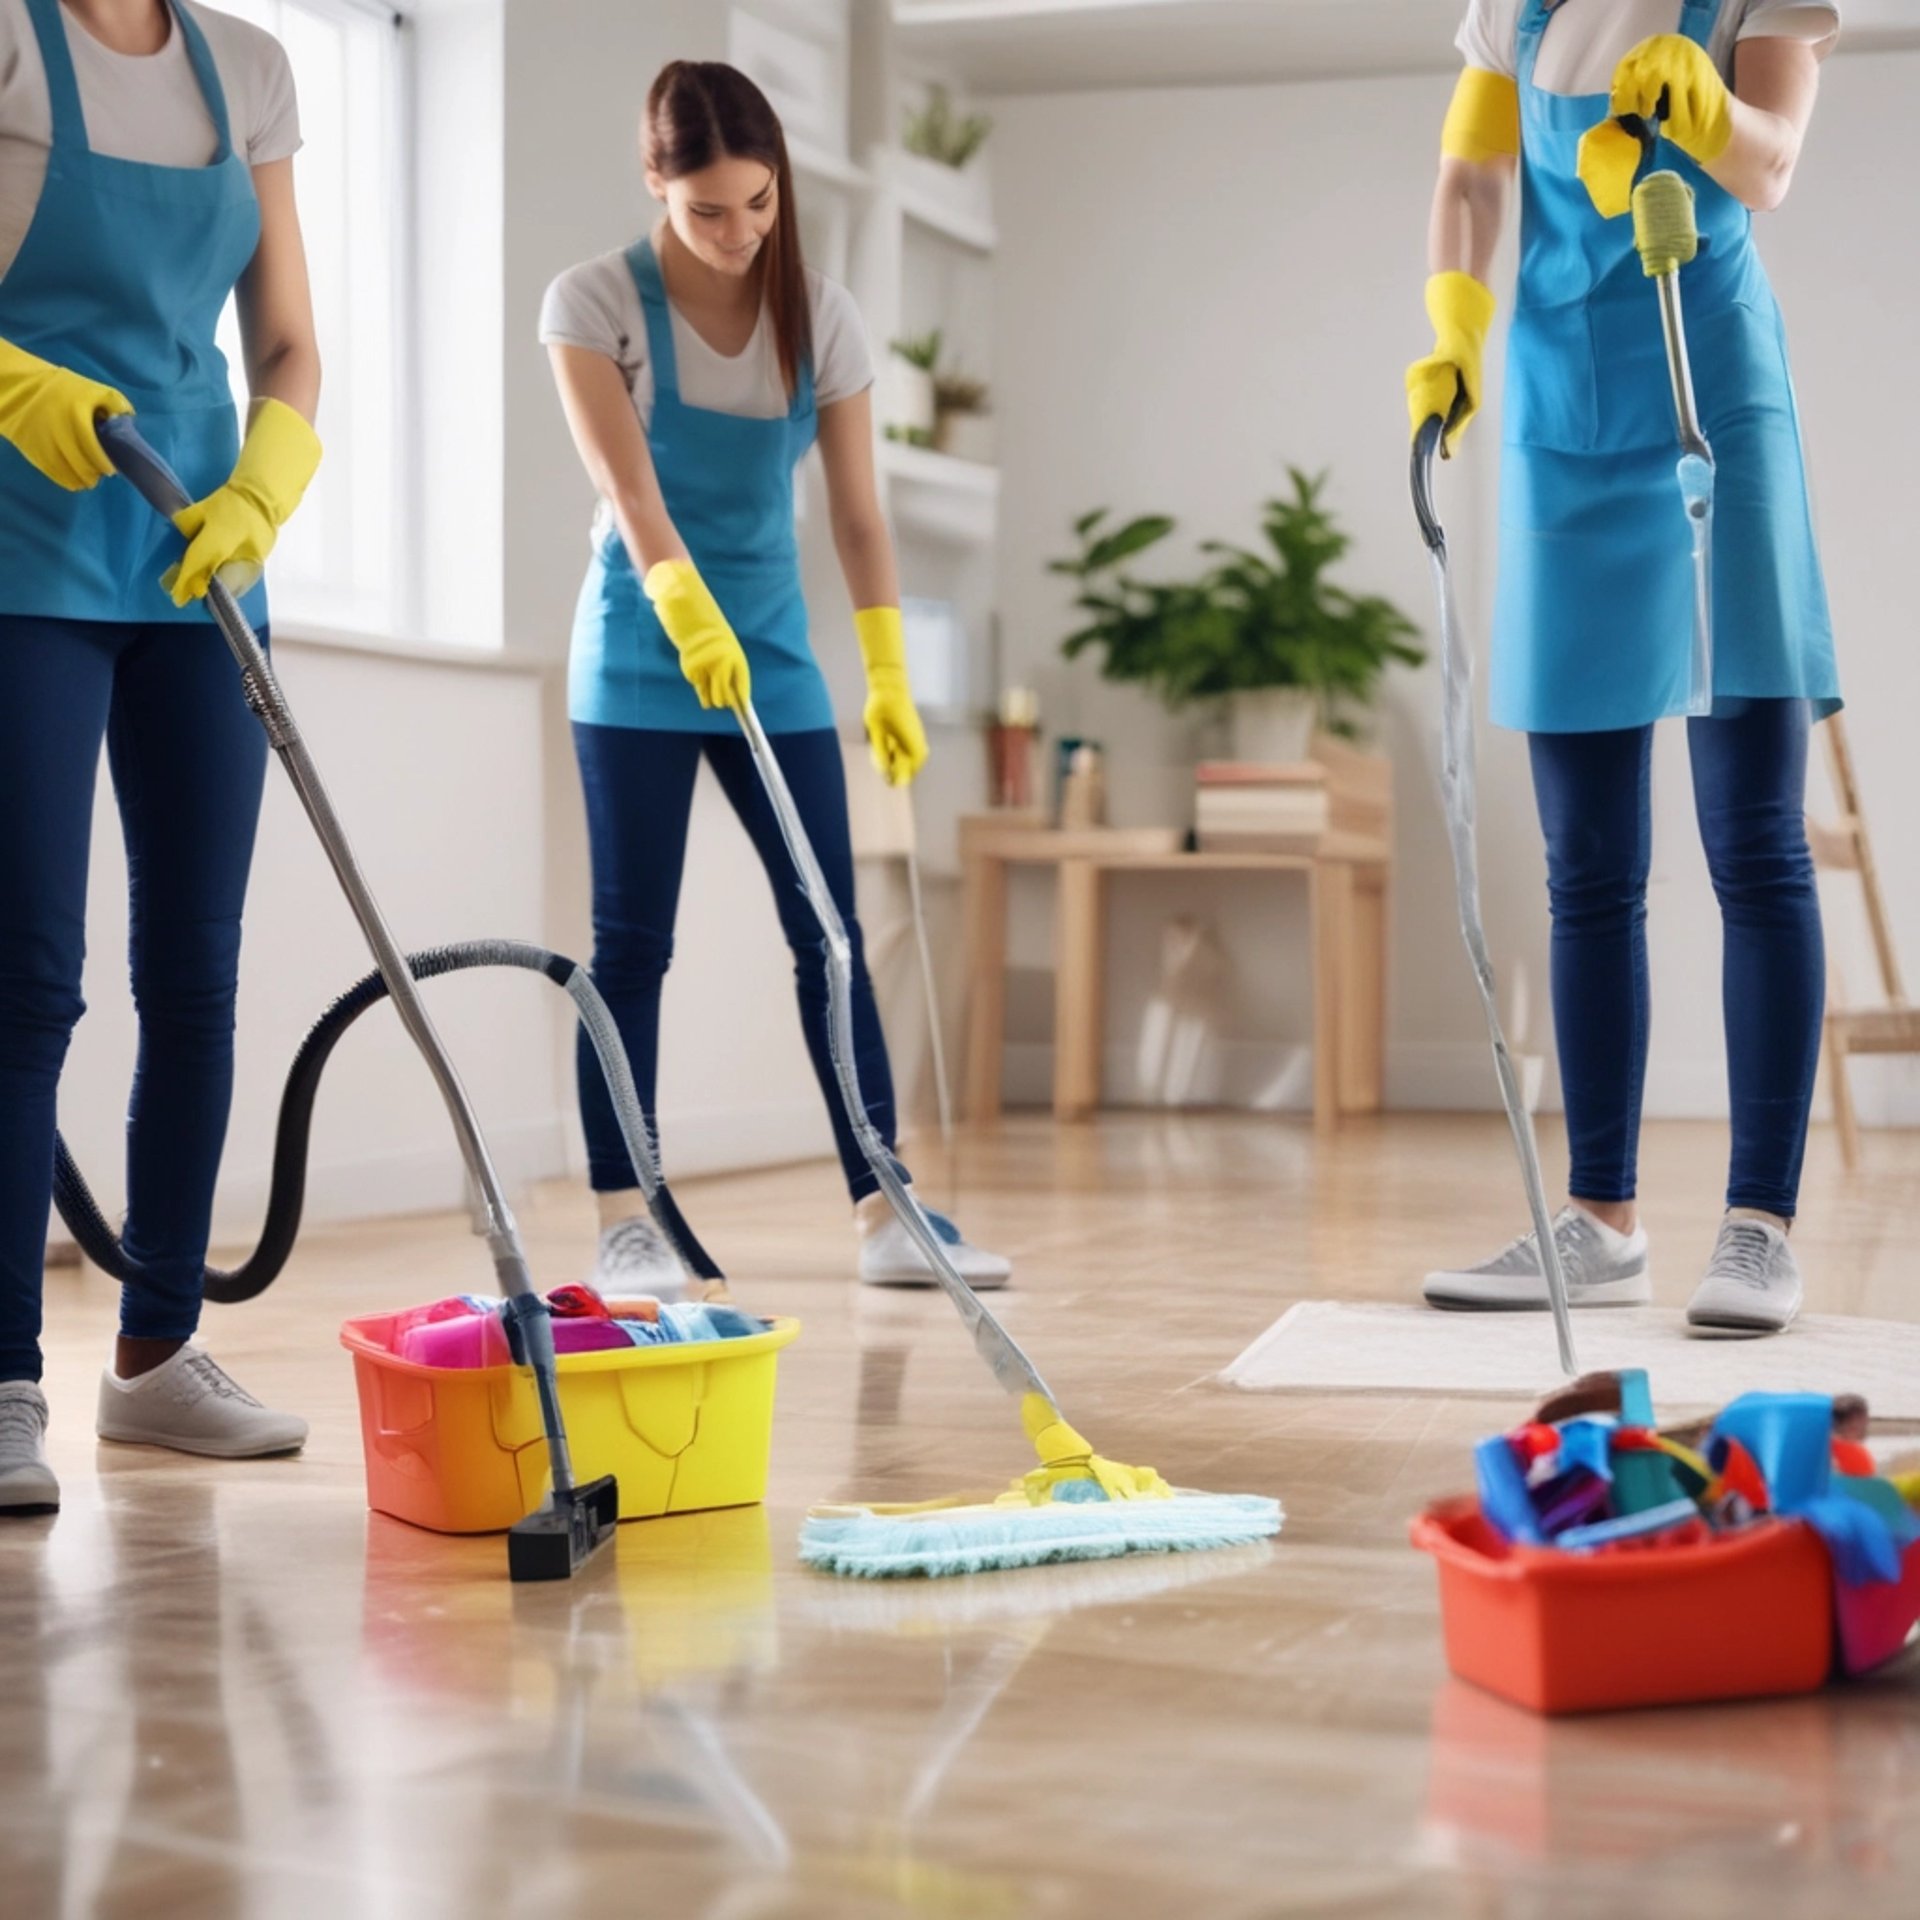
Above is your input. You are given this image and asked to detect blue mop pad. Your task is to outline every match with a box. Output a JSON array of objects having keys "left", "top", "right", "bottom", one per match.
[{"left": 800, "top": 1488, "right": 1284, "bottom": 1580}]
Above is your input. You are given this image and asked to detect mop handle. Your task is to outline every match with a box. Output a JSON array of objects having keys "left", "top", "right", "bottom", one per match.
[
  {"left": 732, "top": 700, "right": 1061, "bottom": 1411},
  {"left": 1412, "top": 418, "right": 1580, "bottom": 1378},
  {"left": 1632, "top": 171, "right": 1712, "bottom": 461},
  {"left": 98, "top": 415, "right": 580, "bottom": 1490}
]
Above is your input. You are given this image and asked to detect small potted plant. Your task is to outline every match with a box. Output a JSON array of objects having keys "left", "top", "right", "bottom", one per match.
[
  {"left": 897, "top": 83, "right": 993, "bottom": 228},
  {"left": 933, "top": 368, "right": 993, "bottom": 465},
  {"left": 884, "top": 329, "right": 941, "bottom": 447},
  {"left": 1052, "top": 471, "right": 1424, "bottom": 755}
]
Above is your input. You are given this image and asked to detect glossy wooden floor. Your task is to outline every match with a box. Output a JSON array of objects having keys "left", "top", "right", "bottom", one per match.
[{"left": 8, "top": 1114, "right": 1920, "bottom": 1918}]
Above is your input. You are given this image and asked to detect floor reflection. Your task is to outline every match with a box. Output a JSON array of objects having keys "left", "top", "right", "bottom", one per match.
[{"left": 1422, "top": 1669, "right": 1920, "bottom": 1879}]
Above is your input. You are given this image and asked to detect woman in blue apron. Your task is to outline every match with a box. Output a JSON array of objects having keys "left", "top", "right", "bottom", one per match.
[
  {"left": 543, "top": 61, "right": 1009, "bottom": 1298},
  {"left": 1406, "top": 1, "right": 1840, "bottom": 1334},
  {"left": 0, "top": 0, "right": 323, "bottom": 1512}
]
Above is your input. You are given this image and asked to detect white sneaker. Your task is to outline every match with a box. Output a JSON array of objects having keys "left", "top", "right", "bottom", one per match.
[
  {"left": 1686, "top": 1217, "right": 1803, "bottom": 1335},
  {"left": 858, "top": 1202, "right": 1012, "bottom": 1291},
  {"left": 96, "top": 1346, "right": 308, "bottom": 1459},
  {"left": 1424, "top": 1206, "right": 1652, "bottom": 1311},
  {"left": 0, "top": 1382, "right": 59, "bottom": 1514},
  {"left": 588, "top": 1214, "right": 689, "bottom": 1303}
]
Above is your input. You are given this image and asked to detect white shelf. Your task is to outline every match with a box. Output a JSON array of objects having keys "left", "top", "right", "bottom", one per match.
[
  {"left": 898, "top": 183, "right": 997, "bottom": 253},
  {"left": 787, "top": 136, "right": 872, "bottom": 195},
  {"left": 880, "top": 148, "right": 998, "bottom": 254},
  {"left": 880, "top": 439, "right": 1000, "bottom": 545},
  {"left": 880, "top": 438, "right": 1000, "bottom": 494}
]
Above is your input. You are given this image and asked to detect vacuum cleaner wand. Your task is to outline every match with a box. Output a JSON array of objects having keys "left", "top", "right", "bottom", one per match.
[
  {"left": 98, "top": 416, "right": 616, "bottom": 1581},
  {"left": 1412, "top": 419, "right": 1580, "bottom": 1378}
]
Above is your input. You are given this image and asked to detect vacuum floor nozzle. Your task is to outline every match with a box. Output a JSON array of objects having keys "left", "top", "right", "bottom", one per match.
[{"left": 507, "top": 1474, "right": 620, "bottom": 1582}]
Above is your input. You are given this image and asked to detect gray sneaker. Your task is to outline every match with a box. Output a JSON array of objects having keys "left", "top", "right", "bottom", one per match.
[
  {"left": 1685, "top": 1217, "right": 1803, "bottom": 1335},
  {"left": 1424, "top": 1206, "right": 1652, "bottom": 1311},
  {"left": 589, "top": 1214, "right": 688, "bottom": 1302},
  {"left": 97, "top": 1346, "right": 307, "bottom": 1458},
  {"left": 0, "top": 1382, "right": 59, "bottom": 1514}
]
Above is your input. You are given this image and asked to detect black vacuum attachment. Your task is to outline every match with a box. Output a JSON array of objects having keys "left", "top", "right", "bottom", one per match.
[{"left": 508, "top": 1475, "right": 620, "bottom": 1582}]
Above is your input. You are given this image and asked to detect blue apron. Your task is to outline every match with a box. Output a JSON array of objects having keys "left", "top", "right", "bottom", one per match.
[
  {"left": 568, "top": 236, "right": 832, "bottom": 735},
  {"left": 1490, "top": 0, "right": 1839, "bottom": 734},
  {"left": 0, "top": 0, "right": 265, "bottom": 626}
]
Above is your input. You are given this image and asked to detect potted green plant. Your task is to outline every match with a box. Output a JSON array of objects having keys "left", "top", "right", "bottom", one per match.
[
  {"left": 884, "top": 329, "right": 941, "bottom": 446},
  {"left": 933, "top": 368, "right": 992, "bottom": 464},
  {"left": 903, "top": 84, "right": 994, "bottom": 170},
  {"left": 897, "top": 83, "right": 993, "bottom": 231},
  {"left": 1052, "top": 471, "right": 1424, "bottom": 754}
]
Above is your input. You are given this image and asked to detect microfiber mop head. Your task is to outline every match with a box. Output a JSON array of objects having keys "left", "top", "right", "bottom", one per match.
[{"left": 799, "top": 1394, "right": 1282, "bottom": 1579}]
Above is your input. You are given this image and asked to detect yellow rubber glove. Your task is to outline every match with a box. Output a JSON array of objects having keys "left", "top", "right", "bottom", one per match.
[
  {"left": 1405, "top": 270, "right": 1496, "bottom": 455},
  {"left": 644, "top": 557, "right": 751, "bottom": 710},
  {"left": 1576, "top": 119, "right": 1644, "bottom": 220},
  {"left": 165, "top": 397, "right": 322, "bottom": 606},
  {"left": 1612, "top": 34, "right": 1734, "bottom": 164},
  {"left": 0, "top": 335, "right": 131, "bottom": 490},
  {"left": 1581, "top": 34, "right": 1733, "bottom": 219},
  {"left": 855, "top": 605, "right": 929, "bottom": 787}
]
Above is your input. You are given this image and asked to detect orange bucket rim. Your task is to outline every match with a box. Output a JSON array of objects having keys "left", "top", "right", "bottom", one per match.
[{"left": 1410, "top": 1492, "right": 1814, "bottom": 1584}]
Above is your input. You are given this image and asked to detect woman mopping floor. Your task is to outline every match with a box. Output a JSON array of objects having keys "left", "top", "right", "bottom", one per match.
[
  {"left": 1406, "top": 0, "right": 1842, "bottom": 1335},
  {"left": 543, "top": 61, "right": 1008, "bottom": 1299}
]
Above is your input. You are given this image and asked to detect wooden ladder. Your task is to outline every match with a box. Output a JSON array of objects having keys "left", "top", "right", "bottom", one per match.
[{"left": 1807, "top": 714, "right": 1919, "bottom": 1166}]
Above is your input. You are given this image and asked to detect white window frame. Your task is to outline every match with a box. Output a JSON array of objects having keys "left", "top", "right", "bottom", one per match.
[{"left": 218, "top": 0, "right": 422, "bottom": 647}]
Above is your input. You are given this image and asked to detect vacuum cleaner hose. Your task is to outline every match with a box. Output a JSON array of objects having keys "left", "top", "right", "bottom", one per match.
[{"left": 52, "top": 941, "right": 723, "bottom": 1305}]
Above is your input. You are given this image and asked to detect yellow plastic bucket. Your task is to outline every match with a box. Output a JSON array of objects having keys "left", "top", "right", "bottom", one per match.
[{"left": 341, "top": 1308, "right": 800, "bottom": 1533}]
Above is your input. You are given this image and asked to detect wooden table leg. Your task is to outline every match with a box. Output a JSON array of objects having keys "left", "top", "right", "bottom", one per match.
[
  {"left": 1310, "top": 862, "right": 1345, "bottom": 1133},
  {"left": 1340, "top": 864, "right": 1387, "bottom": 1114},
  {"left": 1054, "top": 858, "right": 1104, "bottom": 1120},
  {"left": 961, "top": 850, "right": 1008, "bottom": 1123}
]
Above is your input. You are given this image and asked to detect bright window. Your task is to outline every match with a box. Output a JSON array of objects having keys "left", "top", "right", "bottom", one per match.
[{"left": 217, "top": 0, "right": 409, "bottom": 638}]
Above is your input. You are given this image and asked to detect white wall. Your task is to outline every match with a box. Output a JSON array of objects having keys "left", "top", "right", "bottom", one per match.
[
  {"left": 63, "top": 641, "right": 560, "bottom": 1243},
  {"left": 987, "top": 49, "right": 1920, "bottom": 1124},
  {"left": 1714, "top": 48, "right": 1920, "bottom": 1127}
]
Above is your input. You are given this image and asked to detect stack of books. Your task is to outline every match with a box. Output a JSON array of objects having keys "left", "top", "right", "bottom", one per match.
[{"left": 1194, "top": 737, "right": 1391, "bottom": 854}]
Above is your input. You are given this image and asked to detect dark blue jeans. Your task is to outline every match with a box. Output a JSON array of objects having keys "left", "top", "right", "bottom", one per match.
[
  {"left": 572, "top": 723, "right": 898, "bottom": 1202},
  {"left": 0, "top": 615, "right": 267, "bottom": 1382},
  {"left": 1527, "top": 700, "right": 1823, "bottom": 1218}
]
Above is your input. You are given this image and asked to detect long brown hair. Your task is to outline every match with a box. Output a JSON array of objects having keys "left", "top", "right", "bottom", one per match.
[{"left": 644, "top": 61, "right": 813, "bottom": 400}]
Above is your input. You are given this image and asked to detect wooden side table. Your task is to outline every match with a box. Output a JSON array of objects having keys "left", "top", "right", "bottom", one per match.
[{"left": 960, "top": 813, "right": 1388, "bottom": 1131}]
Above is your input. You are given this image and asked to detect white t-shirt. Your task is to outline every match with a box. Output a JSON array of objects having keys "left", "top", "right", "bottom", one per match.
[
  {"left": 1457, "top": 0, "right": 1839, "bottom": 92},
  {"left": 0, "top": 0, "right": 300, "bottom": 279},
  {"left": 540, "top": 244, "right": 874, "bottom": 431}
]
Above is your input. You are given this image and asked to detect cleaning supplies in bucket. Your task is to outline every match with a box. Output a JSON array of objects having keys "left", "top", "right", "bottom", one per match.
[
  {"left": 342, "top": 1288, "right": 799, "bottom": 1534},
  {"left": 1412, "top": 1369, "right": 1920, "bottom": 1713},
  {"left": 390, "top": 1285, "right": 764, "bottom": 1368}
]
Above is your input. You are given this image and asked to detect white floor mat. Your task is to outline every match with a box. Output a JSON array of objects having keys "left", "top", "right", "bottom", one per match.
[{"left": 1220, "top": 1302, "right": 1920, "bottom": 1423}]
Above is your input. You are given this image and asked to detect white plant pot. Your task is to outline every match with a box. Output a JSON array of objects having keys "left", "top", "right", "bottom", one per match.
[
  {"left": 884, "top": 359, "right": 936, "bottom": 437},
  {"left": 1229, "top": 687, "right": 1318, "bottom": 765},
  {"left": 934, "top": 410, "right": 995, "bottom": 464}
]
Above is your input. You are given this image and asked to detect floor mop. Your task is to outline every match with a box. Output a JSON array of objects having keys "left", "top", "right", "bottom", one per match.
[
  {"left": 93, "top": 417, "right": 696, "bottom": 1581},
  {"left": 732, "top": 702, "right": 1280, "bottom": 1578},
  {"left": 1411, "top": 425, "right": 1579, "bottom": 1380}
]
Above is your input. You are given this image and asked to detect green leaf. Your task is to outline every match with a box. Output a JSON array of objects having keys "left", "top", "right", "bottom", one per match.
[
  {"left": 1081, "top": 514, "right": 1176, "bottom": 572},
  {"left": 1054, "top": 477, "right": 1422, "bottom": 714}
]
